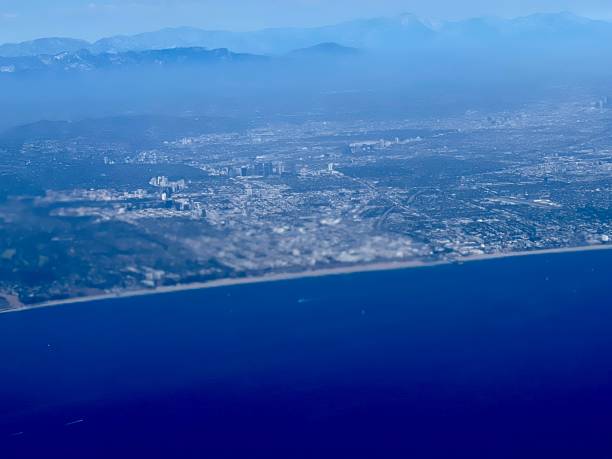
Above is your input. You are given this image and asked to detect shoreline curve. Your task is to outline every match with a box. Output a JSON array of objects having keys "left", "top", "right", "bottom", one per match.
[{"left": 2, "top": 243, "right": 612, "bottom": 315}]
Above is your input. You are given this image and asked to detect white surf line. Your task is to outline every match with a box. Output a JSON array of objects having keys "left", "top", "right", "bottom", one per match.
[{"left": 2, "top": 244, "right": 612, "bottom": 315}]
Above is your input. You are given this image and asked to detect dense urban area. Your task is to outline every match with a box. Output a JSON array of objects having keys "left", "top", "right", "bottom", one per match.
[{"left": 1, "top": 96, "right": 611, "bottom": 307}]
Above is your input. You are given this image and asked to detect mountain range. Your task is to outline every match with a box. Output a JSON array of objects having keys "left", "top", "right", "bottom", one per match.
[
  {"left": 1, "top": 12, "right": 611, "bottom": 58},
  {"left": 0, "top": 47, "right": 264, "bottom": 74}
]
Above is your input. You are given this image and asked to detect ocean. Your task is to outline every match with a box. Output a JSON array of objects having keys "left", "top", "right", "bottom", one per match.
[{"left": 1, "top": 249, "right": 611, "bottom": 458}]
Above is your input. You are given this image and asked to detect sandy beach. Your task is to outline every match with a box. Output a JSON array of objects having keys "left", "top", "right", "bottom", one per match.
[{"left": 2, "top": 243, "right": 611, "bottom": 315}]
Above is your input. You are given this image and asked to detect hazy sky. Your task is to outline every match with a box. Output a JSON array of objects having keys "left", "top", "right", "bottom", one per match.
[{"left": 2, "top": 0, "right": 612, "bottom": 43}]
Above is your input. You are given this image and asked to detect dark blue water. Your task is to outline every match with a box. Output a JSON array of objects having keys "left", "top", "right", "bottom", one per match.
[{"left": 1, "top": 250, "right": 612, "bottom": 458}]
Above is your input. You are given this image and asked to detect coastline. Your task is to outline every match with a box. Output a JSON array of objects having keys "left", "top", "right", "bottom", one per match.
[{"left": 3, "top": 243, "right": 612, "bottom": 315}]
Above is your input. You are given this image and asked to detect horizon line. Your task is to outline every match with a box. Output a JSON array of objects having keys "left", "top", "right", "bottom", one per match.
[{"left": 1, "top": 10, "right": 609, "bottom": 48}]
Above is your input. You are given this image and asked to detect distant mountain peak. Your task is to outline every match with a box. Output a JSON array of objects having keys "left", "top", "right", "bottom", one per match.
[
  {"left": 0, "top": 37, "right": 90, "bottom": 58},
  {"left": 288, "top": 42, "right": 360, "bottom": 57},
  {"left": 397, "top": 12, "right": 428, "bottom": 27},
  {"left": 0, "top": 47, "right": 264, "bottom": 74},
  {"left": 513, "top": 11, "right": 595, "bottom": 26},
  {"left": 1, "top": 12, "right": 611, "bottom": 58}
]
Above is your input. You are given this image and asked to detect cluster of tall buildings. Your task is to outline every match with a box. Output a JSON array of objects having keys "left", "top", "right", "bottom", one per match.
[
  {"left": 148, "top": 176, "right": 205, "bottom": 218},
  {"left": 174, "top": 198, "right": 206, "bottom": 219},
  {"left": 149, "top": 176, "right": 188, "bottom": 203},
  {"left": 347, "top": 138, "right": 405, "bottom": 154},
  {"left": 225, "top": 162, "right": 286, "bottom": 178},
  {"left": 149, "top": 176, "right": 187, "bottom": 192}
]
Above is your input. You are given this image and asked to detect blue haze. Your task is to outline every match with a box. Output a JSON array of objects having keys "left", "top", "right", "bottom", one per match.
[
  {"left": 3, "top": 13, "right": 612, "bottom": 131},
  {"left": 2, "top": 0, "right": 612, "bottom": 42}
]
